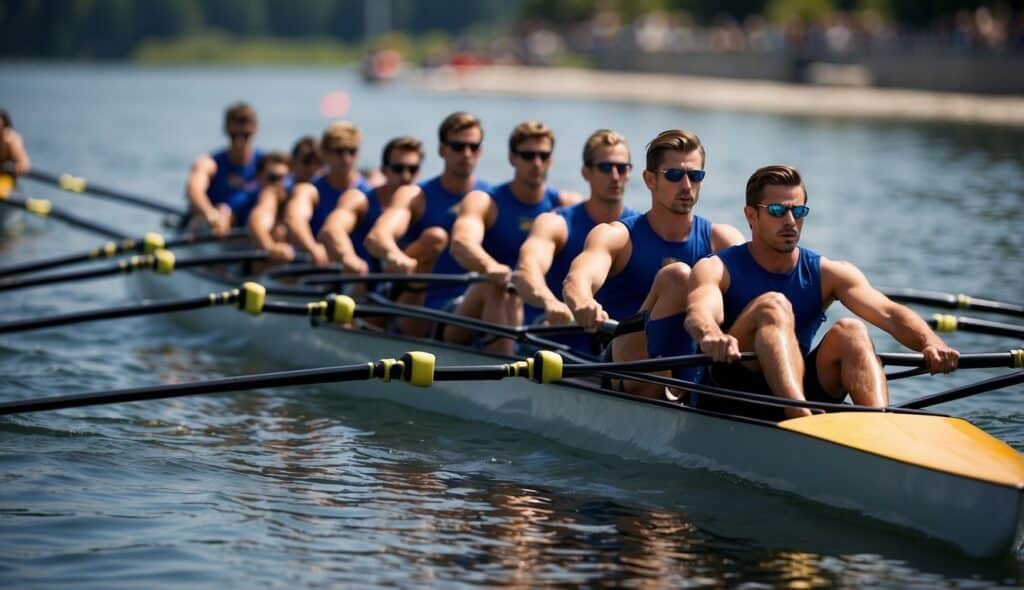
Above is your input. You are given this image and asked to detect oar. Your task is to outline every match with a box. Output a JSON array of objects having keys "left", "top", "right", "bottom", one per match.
[
  {"left": 20, "top": 166, "right": 184, "bottom": 217},
  {"left": 927, "top": 314, "right": 1024, "bottom": 339},
  {"left": 0, "top": 194, "right": 127, "bottom": 239},
  {"left": 0, "top": 250, "right": 269, "bottom": 293},
  {"left": 896, "top": 369, "right": 1024, "bottom": 410},
  {"left": 0, "top": 352, "right": 439, "bottom": 416},
  {"left": 884, "top": 287, "right": 1024, "bottom": 319},
  {"left": 0, "top": 283, "right": 270, "bottom": 335},
  {"left": 878, "top": 350, "right": 1024, "bottom": 369},
  {"left": 302, "top": 272, "right": 494, "bottom": 287},
  {"left": 0, "top": 228, "right": 250, "bottom": 279}
]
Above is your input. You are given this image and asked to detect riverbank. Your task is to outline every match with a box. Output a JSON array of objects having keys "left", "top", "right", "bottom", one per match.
[{"left": 416, "top": 65, "right": 1024, "bottom": 127}]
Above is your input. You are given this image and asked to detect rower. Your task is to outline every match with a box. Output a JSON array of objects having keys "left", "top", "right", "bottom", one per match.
[
  {"left": 514, "top": 129, "right": 639, "bottom": 354},
  {"left": 684, "top": 164, "right": 960, "bottom": 420},
  {"left": 563, "top": 129, "right": 744, "bottom": 398},
  {"left": 364, "top": 111, "right": 490, "bottom": 336},
  {"left": 318, "top": 136, "right": 425, "bottom": 276},
  {"left": 185, "top": 102, "right": 262, "bottom": 237},
  {"left": 284, "top": 121, "right": 373, "bottom": 267},
  {"left": 444, "top": 121, "right": 581, "bottom": 353},
  {"left": 0, "top": 108, "right": 31, "bottom": 188},
  {"left": 289, "top": 135, "right": 323, "bottom": 185},
  {"left": 246, "top": 152, "right": 294, "bottom": 262}
]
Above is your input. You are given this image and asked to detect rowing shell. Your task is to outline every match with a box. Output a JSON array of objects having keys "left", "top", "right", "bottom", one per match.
[{"left": 128, "top": 262, "right": 1024, "bottom": 558}]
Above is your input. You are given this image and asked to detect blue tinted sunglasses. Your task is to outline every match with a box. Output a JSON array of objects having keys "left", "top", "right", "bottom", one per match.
[
  {"left": 755, "top": 203, "right": 810, "bottom": 219},
  {"left": 592, "top": 161, "right": 632, "bottom": 174},
  {"left": 658, "top": 168, "right": 706, "bottom": 183}
]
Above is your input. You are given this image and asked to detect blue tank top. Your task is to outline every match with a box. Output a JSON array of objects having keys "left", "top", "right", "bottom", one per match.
[
  {"left": 225, "top": 185, "right": 260, "bottom": 228},
  {"left": 349, "top": 187, "right": 384, "bottom": 266},
  {"left": 597, "top": 213, "right": 714, "bottom": 320},
  {"left": 523, "top": 202, "right": 639, "bottom": 326},
  {"left": 309, "top": 174, "right": 374, "bottom": 237},
  {"left": 208, "top": 148, "right": 262, "bottom": 206},
  {"left": 481, "top": 182, "right": 562, "bottom": 268},
  {"left": 719, "top": 244, "right": 826, "bottom": 355},
  {"left": 410, "top": 176, "right": 492, "bottom": 308}
]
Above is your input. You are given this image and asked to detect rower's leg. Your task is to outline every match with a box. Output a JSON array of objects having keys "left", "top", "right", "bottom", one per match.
[
  {"left": 813, "top": 318, "right": 888, "bottom": 407},
  {"left": 617, "top": 262, "right": 693, "bottom": 399},
  {"left": 727, "top": 292, "right": 809, "bottom": 418},
  {"left": 444, "top": 282, "right": 524, "bottom": 354},
  {"left": 396, "top": 227, "right": 447, "bottom": 337}
]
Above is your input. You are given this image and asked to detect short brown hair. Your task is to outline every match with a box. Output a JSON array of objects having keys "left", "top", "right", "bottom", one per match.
[
  {"left": 438, "top": 111, "right": 482, "bottom": 144},
  {"left": 257, "top": 151, "right": 290, "bottom": 175},
  {"left": 745, "top": 165, "right": 807, "bottom": 206},
  {"left": 322, "top": 121, "right": 361, "bottom": 150},
  {"left": 582, "top": 129, "right": 628, "bottom": 165},
  {"left": 508, "top": 120, "right": 554, "bottom": 153},
  {"left": 381, "top": 136, "right": 424, "bottom": 167},
  {"left": 0, "top": 108, "right": 11, "bottom": 129},
  {"left": 645, "top": 129, "right": 705, "bottom": 171},
  {"left": 224, "top": 102, "right": 257, "bottom": 126}
]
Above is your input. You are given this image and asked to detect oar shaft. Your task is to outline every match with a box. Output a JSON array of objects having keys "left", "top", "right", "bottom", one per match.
[
  {"left": 25, "top": 168, "right": 183, "bottom": 216},
  {"left": 884, "top": 287, "right": 1024, "bottom": 318},
  {"left": 0, "top": 294, "right": 229, "bottom": 335},
  {"left": 929, "top": 315, "right": 1024, "bottom": 339},
  {"left": 0, "top": 195, "right": 126, "bottom": 239},
  {"left": 897, "top": 370, "right": 1024, "bottom": 409},
  {"left": 879, "top": 352, "right": 1024, "bottom": 369},
  {"left": 0, "top": 363, "right": 375, "bottom": 416}
]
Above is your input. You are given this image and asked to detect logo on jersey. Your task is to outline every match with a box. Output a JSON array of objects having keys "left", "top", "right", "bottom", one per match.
[
  {"left": 518, "top": 216, "right": 534, "bottom": 233},
  {"left": 661, "top": 256, "right": 679, "bottom": 268}
]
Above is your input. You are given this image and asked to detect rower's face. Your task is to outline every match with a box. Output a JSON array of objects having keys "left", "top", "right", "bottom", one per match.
[
  {"left": 383, "top": 148, "right": 422, "bottom": 189},
  {"left": 581, "top": 143, "right": 630, "bottom": 203},
  {"left": 509, "top": 136, "right": 553, "bottom": 189},
  {"left": 260, "top": 162, "right": 290, "bottom": 188},
  {"left": 324, "top": 141, "right": 359, "bottom": 175},
  {"left": 439, "top": 126, "right": 483, "bottom": 178},
  {"left": 745, "top": 184, "right": 806, "bottom": 253},
  {"left": 292, "top": 151, "right": 323, "bottom": 184},
  {"left": 643, "top": 149, "right": 703, "bottom": 215},
  {"left": 225, "top": 121, "right": 257, "bottom": 149}
]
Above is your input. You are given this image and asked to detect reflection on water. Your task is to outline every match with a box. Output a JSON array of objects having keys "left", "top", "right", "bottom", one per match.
[{"left": 0, "top": 64, "right": 1023, "bottom": 587}]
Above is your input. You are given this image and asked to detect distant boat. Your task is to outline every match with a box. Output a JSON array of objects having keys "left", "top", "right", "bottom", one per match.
[{"left": 361, "top": 49, "right": 402, "bottom": 84}]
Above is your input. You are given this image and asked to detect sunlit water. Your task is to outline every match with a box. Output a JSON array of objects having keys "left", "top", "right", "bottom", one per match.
[{"left": 1, "top": 64, "right": 1022, "bottom": 588}]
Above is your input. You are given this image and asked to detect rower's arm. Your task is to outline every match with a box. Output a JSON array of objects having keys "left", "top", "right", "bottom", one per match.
[
  {"left": 514, "top": 212, "right": 569, "bottom": 317},
  {"left": 185, "top": 154, "right": 218, "bottom": 222},
  {"left": 365, "top": 184, "right": 419, "bottom": 271},
  {"left": 283, "top": 182, "right": 326, "bottom": 264},
  {"left": 563, "top": 222, "right": 627, "bottom": 329},
  {"left": 557, "top": 190, "right": 584, "bottom": 207},
  {"left": 710, "top": 223, "right": 745, "bottom": 252},
  {"left": 320, "top": 189, "right": 370, "bottom": 275},
  {"left": 450, "top": 190, "right": 502, "bottom": 277},
  {"left": 825, "top": 258, "right": 959, "bottom": 372},
  {"left": 684, "top": 256, "right": 739, "bottom": 362},
  {"left": 248, "top": 186, "right": 293, "bottom": 262},
  {"left": 6, "top": 130, "right": 31, "bottom": 176}
]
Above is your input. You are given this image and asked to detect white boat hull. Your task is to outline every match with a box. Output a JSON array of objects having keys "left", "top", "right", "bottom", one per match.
[{"left": 130, "top": 268, "right": 1024, "bottom": 558}]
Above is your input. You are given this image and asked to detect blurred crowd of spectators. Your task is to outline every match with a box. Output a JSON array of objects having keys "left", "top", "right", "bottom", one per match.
[{"left": 432, "top": 5, "right": 1024, "bottom": 68}]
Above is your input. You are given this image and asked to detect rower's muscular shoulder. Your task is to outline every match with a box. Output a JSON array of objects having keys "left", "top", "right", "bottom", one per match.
[
  {"left": 527, "top": 210, "right": 570, "bottom": 248},
  {"left": 819, "top": 255, "right": 872, "bottom": 302},
  {"left": 709, "top": 222, "right": 745, "bottom": 252}
]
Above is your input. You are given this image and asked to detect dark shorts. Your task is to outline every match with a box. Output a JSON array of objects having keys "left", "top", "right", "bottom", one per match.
[{"left": 694, "top": 345, "right": 845, "bottom": 421}]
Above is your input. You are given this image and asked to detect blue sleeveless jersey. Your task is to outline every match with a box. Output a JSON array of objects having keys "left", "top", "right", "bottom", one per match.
[
  {"left": 208, "top": 148, "right": 262, "bottom": 206},
  {"left": 522, "top": 202, "right": 639, "bottom": 326},
  {"left": 350, "top": 187, "right": 384, "bottom": 268},
  {"left": 225, "top": 185, "right": 261, "bottom": 228},
  {"left": 409, "top": 176, "right": 491, "bottom": 309},
  {"left": 309, "top": 174, "right": 374, "bottom": 237},
  {"left": 598, "top": 213, "right": 714, "bottom": 320},
  {"left": 482, "top": 182, "right": 562, "bottom": 268},
  {"left": 719, "top": 244, "right": 826, "bottom": 355}
]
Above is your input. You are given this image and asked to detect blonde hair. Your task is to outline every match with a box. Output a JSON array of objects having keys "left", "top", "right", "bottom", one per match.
[
  {"left": 322, "top": 121, "right": 361, "bottom": 150},
  {"left": 508, "top": 120, "right": 554, "bottom": 153},
  {"left": 582, "top": 129, "right": 628, "bottom": 165}
]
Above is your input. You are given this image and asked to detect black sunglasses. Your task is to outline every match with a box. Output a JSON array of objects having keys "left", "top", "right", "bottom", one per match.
[
  {"left": 229, "top": 131, "right": 253, "bottom": 140},
  {"left": 514, "top": 150, "right": 551, "bottom": 162},
  {"left": 755, "top": 203, "right": 810, "bottom": 219},
  {"left": 265, "top": 172, "right": 286, "bottom": 183},
  {"left": 444, "top": 140, "right": 481, "bottom": 153},
  {"left": 298, "top": 153, "right": 321, "bottom": 166},
  {"left": 327, "top": 146, "right": 358, "bottom": 157},
  {"left": 657, "top": 168, "right": 706, "bottom": 183},
  {"left": 388, "top": 163, "right": 420, "bottom": 175},
  {"left": 591, "top": 161, "right": 632, "bottom": 174}
]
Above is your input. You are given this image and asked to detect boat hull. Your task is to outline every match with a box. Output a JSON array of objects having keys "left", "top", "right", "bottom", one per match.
[{"left": 130, "top": 268, "right": 1024, "bottom": 558}]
